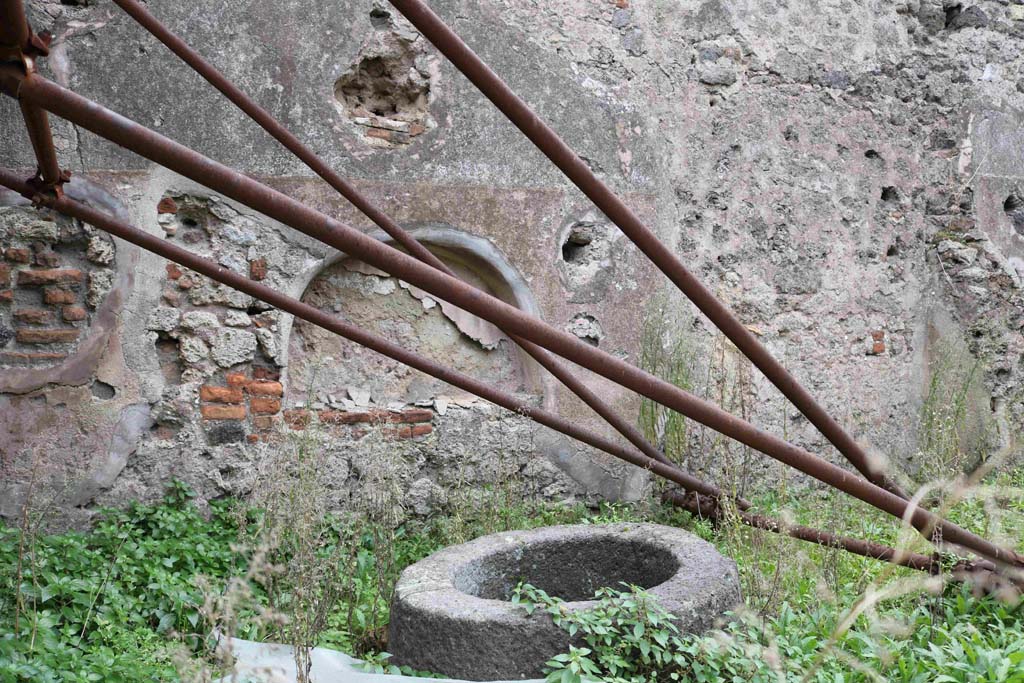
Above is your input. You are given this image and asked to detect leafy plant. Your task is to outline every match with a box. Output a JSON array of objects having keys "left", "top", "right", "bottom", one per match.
[
  {"left": 513, "top": 582, "right": 691, "bottom": 683},
  {"left": 513, "top": 582, "right": 1024, "bottom": 683}
]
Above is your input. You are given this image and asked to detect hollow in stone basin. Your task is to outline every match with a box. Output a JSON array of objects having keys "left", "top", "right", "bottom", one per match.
[{"left": 389, "top": 524, "right": 741, "bottom": 680}]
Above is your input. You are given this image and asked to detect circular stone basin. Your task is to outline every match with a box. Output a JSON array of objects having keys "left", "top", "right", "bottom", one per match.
[{"left": 388, "top": 523, "right": 741, "bottom": 680}]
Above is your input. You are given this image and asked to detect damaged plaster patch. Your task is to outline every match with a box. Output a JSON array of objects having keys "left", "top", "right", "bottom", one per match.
[
  {"left": 340, "top": 260, "right": 504, "bottom": 349},
  {"left": 289, "top": 256, "right": 523, "bottom": 405},
  {"left": 67, "top": 403, "right": 153, "bottom": 507},
  {"left": 399, "top": 280, "right": 505, "bottom": 350},
  {"left": 333, "top": 19, "right": 438, "bottom": 148},
  {"left": 559, "top": 216, "right": 617, "bottom": 303},
  {"left": 566, "top": 313, "right": 603, "bottom": 347}
]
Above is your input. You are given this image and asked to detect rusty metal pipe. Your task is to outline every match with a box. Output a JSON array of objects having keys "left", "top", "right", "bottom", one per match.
[
  {"left": 108, "top": 0, "right": 707, "bottom": 503},
  {"left": 0, "top": 167, "right": 723, "bottom": 500},
  {"left": 0, "top": 0, "right": 30, "bottom": 50},
  {"left": 664, "top": 490, "right": 936, "bottom": 572},
  {"left": 386, "top": 0, "right": 909, "bottom": 501},
  {"left": 0, "top": 0, "right": 62, "bottom": 190},
  {"left": 109, "top": 0, "right": 441, "bottom": 271},
  {"left": 15, "top": 77, "right": 1020, "bottom": 568},
  {"left": 19, "top": 93, "right": 62, "bottom": 187}
]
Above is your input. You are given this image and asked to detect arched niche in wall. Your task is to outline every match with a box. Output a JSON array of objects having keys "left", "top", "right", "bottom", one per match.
[{"left": 283, "top": 225, "right": 543, "bottom": 408}]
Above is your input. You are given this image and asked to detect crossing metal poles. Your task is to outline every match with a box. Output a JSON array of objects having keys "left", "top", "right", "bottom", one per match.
[
  {"left": 385, "top": 0, "right": 910, "bottom": 500},
  {"left": 5, "top": 73, "right": 1018, "bottom": 568},
  {"left": 107, "top": 0, "right": 697, "bottom": 486}
]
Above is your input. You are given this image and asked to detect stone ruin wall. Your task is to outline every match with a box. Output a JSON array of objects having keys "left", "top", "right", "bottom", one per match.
[{"left": 2, "top": 0, "right": 1024, "bottom": 527}]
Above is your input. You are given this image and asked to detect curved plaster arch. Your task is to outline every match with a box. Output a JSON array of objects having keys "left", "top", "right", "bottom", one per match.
[{"left": 278, "top": 223, "right": 549, "bottom": 404}]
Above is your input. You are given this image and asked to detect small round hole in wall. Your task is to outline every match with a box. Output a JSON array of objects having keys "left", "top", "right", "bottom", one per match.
[
  {"left": 1004, "top": 193, "right": 1024, "bottom": 236},
  {"left": 561, "top": 228, "right": 592, "bottom": 263},
  {"left": 91, "top": 379, "right": 116, "bottom": 400}
]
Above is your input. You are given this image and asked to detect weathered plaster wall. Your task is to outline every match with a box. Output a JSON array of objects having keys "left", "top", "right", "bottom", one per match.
[{"left": 2, "top": 0, "right": 1024, "bottom": 525}]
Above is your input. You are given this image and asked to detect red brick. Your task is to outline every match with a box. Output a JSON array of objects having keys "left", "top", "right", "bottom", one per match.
[
  {"left": 250, "top": 398, "right": 281, "bottom": 415},
  {"left": 317, "top": 408, "right": 431, "bottom": 425},
  {"left": 177, "top": 276, "right": 194, "bottom": 290},
  {"left": 246, "top": 434, "right": 260, "bottom": 444},
  {"left": 16, "top": 328, "right": 80, "bottom": 344},
  {"left": 0, "top": 263, "right": 9, "bottom": 282},
  {"left": 5, "top": 248, "right": 30, "bottom": 263},
  {"left": 62, "top": 306, "right": 87, "bottom": 322},
  {"left": 319, "top": 410, "right": 378, "bottom": 425},
  {"left": 408, "top": 122, "right": 426, "bottom": 136},
  {"left": 13, "top": 308, "right": 52, "bottom": 325},
  {"left": 157, "top": 197, "right": 178, "bottom": 214},
  {"left": 34, "top": 251, "right": 60, "bottom": 267},
  {"left": 249, "top": 258, "right": 267, "bottom": 281},
  {"left": 0, "top": 351, "right": 67, "bottom": 363},
  {"left": 284, "top": 408, "right": 310, "bottom": 429},
  {"left": 394, "top": 408, "right": 433, "bottom": 424},
  {"left": 225, "top": 372, "right": 249, "bottom": 387},
  {"left": 166, "top": 263, "right": 183, "bottom": 280},
  {"left": 151, "top": 426, "right": 177, "bottom": 441},
  {"left": 386, "top": 424, "right": 433, "bottom": 439},
  {"left": 161, "top": 289, "right": 181, "bottom": 306},
  {"left": 252, "top": 366, "right": 280, "bottom": 381},
  {"left": 44, "top": 287, "right": 76, "bottom": 305},
  {"left": 0, "top": 290, "right": 12, "bottom": 303},
  {"left": 252, "top": 415, "right": 278, "bottom": 430},
  {"left": 246, "top": 380, "right": 283, "bottom": 397},
  {"left": 199, "top": 385, "right": 244, "bottom": 403},
  {"left": 200, "top": 404, "right": 246, "bottom": 420},
  {"left": 17, "top": 269, "right": 84, "bottom": 287},
  {"left": 366, "top": 128, "right": 392, "bottom": 141},
  {"left": 869, "top": 331, "right": 885, "bottom": 355}
]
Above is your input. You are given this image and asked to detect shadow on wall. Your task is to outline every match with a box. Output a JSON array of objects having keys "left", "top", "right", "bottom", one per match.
[{"left": 284, "top": 225, "right": 544, "bottom": 410}]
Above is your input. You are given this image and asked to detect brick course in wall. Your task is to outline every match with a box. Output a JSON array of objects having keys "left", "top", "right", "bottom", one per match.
[
  {"left": 0, "top": 213, "right": 116, "bottom": 368},
  {"left": 200, "top": 368, "right": 288, "bottom": 443},
  {"left": 282, "top": 406, "right": 434, "bottom": 440}
]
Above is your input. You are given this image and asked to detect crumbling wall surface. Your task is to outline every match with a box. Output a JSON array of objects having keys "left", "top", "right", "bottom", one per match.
[{"left": 2, "top": 0, "right": 1024, "bottom": 524}]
